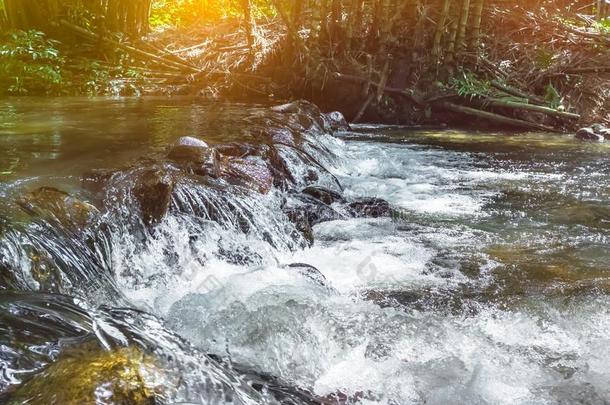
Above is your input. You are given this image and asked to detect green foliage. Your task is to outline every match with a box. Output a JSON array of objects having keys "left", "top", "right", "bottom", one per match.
[
  {"left": 593, "top": 17, "right": 610, "bottom": 32},
  {"left": 0, "top": 30, "right": 66, "bottom": 95},
  {"left": 449, "top": 70, "right": 491, "bottom": 99},
  {"left": 544, "top": 83, "right": 563, "bottom": 109}
]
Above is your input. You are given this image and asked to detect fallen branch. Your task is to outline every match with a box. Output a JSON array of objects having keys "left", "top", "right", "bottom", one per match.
[
  {"left": 490, "top": 80, "right": 546, "bottom": 105},
  {"left": 486, "top": 98, "right": 580, "bottom": 120},
  {"left": 440, "top": 102, "right": 561, "bottom": 132}
]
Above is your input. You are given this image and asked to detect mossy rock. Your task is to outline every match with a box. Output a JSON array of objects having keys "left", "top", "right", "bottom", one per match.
[{"left": 9, "top": 347, "right": 165, "bottom": 405}]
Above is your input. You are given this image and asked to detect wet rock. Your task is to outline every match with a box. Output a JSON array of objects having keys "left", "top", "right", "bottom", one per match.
[
  {"left": 221, "top": 156, "right": 274, "bottom": 194},
  {"left": 302, "top": 186, "right": 345, "bottom": 205},
  {"left": 17, "top": 187, "right": 99, "bottom": 230},
  {"left": 349, "top": 198, "right": 392, "bottom": 218},
  {"left": 325, "top": 111, "right": 351, "bottom": 131},
  {"left": 167, "top": 144, "right": 221, "bottom": 177},
  {"left": 575, "top": 127, "right": 604, "bottom": 142},
  {"left": 174, "top": 136, "right": 209, "bottom": 148},
  {"left": 284, "top": 192, "right": 343, "bottom": 225},
  {"left": 286, "top": 263, "right": 329, "bottom": 288},
  {"left": 284, "top": 209, "right": 314, "bottom": 245},
  {"left": 131, "top": 168, "right": 176, "bottom": 226},
  {"left": 9, "top": 346, "right": 164, "bottom": 405}
]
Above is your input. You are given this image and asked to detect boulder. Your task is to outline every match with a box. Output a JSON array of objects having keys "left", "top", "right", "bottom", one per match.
[
  {"left": 301, "top": 186, "right": 345, "bottom": 205},
  {"left": 575, "top": 127, "right": 604, "bottom": 142},
  {"left": 131, "top": 168, "right": 177, "bottom": 226},
  {"left": 349, "top": 198, "right": 392, "bottom": 218}
]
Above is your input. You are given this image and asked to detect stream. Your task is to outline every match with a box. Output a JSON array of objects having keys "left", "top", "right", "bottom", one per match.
[{"left": 0, "top": 97, "right": 609, "bottom": 405}]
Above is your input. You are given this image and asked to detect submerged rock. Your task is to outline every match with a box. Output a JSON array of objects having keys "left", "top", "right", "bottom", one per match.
[
  {"left": 575, "top": 127, "right": 604, "bottom": 142},
  {"left": 9, "top": 346, "right": 165, "bottom": 405},
  {"left": 17, "top": 187, "right": 99, "bottom": 230}
]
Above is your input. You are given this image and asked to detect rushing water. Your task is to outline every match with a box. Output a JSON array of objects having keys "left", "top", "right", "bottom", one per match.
[{"left": 0, "top": 97, "right": 609, "bottom": 404}]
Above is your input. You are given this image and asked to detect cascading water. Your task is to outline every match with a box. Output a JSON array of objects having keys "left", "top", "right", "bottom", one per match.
[{"left": 0, "top": 98, "right": 608, "bottom": 404}]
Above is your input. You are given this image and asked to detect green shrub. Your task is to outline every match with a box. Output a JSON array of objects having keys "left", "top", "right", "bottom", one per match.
[{"left": 0, "top": 30, "right": 66, "bottom": 95}]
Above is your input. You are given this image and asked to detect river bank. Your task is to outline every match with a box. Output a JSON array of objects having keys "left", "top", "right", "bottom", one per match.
[{"left": 1, "top": 1, "right": 609, "bottom": 132}]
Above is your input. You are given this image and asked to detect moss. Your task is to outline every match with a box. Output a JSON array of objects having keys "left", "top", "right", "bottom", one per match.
[{"left": 9, "top": 347, "right": 164, "bottom": 405}]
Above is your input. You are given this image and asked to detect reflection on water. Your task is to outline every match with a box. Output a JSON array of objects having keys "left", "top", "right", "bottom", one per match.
[{"left": 0, "top": 97, "right": 265, "bottom": 185}]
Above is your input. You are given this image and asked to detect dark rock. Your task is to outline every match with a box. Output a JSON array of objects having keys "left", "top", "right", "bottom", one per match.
[
  {"left": 285, "top": 192, "right": 343, "bottom": 225},
  {"left": 575, "top": 127, "right": 604, "bottom": 142},
  {"left": 302, "top": 186, "right": 345, "bottom": 205},
  {"left": 349, "top": 198, "right": 392, "bottom": 218},
  {"left": 284, "top": 209, "right": 314, "bottom": 245},
  {"left": 131, "top": 169, "right": 176, "bottom": 226}
]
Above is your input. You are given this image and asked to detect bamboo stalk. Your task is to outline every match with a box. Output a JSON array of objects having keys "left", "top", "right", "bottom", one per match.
[
  {"left": 486, "top": 99, "right": 580, "bottom": 120},
  {"left": 440, "top": 102, "right": 561, "bottom": 132},
  {"left": 468, "top": 0, "right": 485, "bottom": 51},
  {"left": 490, "top": 81, "right": 546, "bottom": 105},
  {"left": 432, "top": 0, "right": 451, "bottom": 62},
  {"left": 455, "top": 0, "right": 471, "bottom": 53}
]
